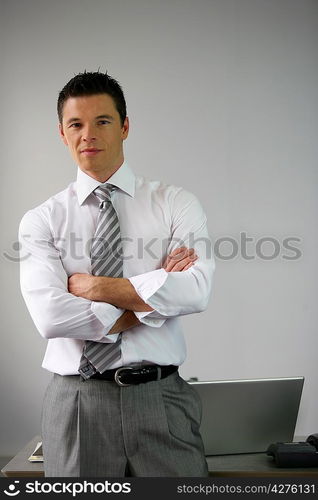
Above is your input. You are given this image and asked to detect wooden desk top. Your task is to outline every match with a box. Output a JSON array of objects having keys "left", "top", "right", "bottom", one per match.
[
  {"left": 2, "top": 436, "right": 318, "bottom": 477},
  {"left": 2, "top": 436, "right": 44, "bottom": 478},
  {"left": 207, "top": 453, "right": 318, "bottom": 477}
]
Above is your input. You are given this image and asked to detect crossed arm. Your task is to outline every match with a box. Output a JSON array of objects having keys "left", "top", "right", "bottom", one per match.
[
  {"left": 68, "top": 247, "right": 198, "bottom": 334},
  {"left": 19, "top": 189, "right": 213, "bottom": 342}
]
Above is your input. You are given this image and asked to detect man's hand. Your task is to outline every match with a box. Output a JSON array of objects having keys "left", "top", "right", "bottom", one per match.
[
  {"left": 108, "top": 310, "right": 140, "bottom": 335},
  {"left": 68, "top": 273, "right": 96, "bottom": 301},
  {"left": 162, "top": 247, "right": 198, "bottom": 272}
]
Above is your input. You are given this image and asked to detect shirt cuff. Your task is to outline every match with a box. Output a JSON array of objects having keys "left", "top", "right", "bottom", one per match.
[
  {"left": 129, "top": 268, "right": 168, "bottom": 327},
  {"left": 129, "top": 268, "right": 168, "bottom": 301},
  {"left": 91, "top": 301, "right": 124, "bottom": 342},
  {"left": 134, "top": 310, "right": 165, "bottom": 328}
]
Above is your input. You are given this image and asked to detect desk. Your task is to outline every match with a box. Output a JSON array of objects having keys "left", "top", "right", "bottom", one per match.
[
  {"left": 2, "top": 436, "right": 318, "bottom": 477},
  {"left": 2, "top": 437, "right": 44, "bottom": 478}
]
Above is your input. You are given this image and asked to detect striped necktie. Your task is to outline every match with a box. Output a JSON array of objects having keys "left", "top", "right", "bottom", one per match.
[{"left": 79, "top": 183, "right": 123, "bottom": 379}]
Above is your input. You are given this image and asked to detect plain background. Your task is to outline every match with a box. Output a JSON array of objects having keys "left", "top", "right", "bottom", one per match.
[{"left": 1, "top": 0, "right": 317, "bottom": 456}]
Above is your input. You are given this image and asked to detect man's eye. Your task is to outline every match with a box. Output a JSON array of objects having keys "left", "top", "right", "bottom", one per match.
[
  {"left": 69, "top": 123, "right": 81, "bottom": 128},
  {"left": 98, "top": 120, "right": 110, "bottom": 125}
]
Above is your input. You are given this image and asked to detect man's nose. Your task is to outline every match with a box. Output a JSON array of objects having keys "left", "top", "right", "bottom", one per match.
[{"left": 82, "top": 126, "right": 97, "bottom": 142}]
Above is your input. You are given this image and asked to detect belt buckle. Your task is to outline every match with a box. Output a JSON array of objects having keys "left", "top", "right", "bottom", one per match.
[{"left": 114, "top": 366, "right": 134, "bottom": 386}]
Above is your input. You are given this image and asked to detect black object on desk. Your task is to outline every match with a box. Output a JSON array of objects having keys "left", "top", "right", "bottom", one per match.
[{"left": 267, "top": 433, "right": 318, "bottom": 467}]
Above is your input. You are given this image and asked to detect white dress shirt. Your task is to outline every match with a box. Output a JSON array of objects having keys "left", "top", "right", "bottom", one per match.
[{"left": 19, "top": 162, "right": 215, "bottom": 375}]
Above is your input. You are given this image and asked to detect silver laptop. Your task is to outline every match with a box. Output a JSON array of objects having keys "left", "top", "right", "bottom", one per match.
[{"left": 189, "top": 376, "right": 304, "bottom": 455}]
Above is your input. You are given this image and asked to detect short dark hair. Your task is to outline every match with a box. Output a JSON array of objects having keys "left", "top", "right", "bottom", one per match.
[{"left": 57, "top": 70, "right": 127, "bottom": 126}]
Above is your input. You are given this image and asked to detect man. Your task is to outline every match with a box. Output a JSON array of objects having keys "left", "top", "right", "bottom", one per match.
[{"left": 19, "top": 71, "right": 215, "bottom": 477}]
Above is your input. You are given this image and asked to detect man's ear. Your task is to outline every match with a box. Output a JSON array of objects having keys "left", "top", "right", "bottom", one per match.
[
  {"left": 122, "top": 116, "right": 129, "bottom": 140},
  {"left": 59, "top": 123, "right": 68, "bottom": 146}
]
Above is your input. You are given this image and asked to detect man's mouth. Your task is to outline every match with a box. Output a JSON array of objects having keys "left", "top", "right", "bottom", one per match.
[{"left": 81, "top": 148, "right": 103, "bottom": 156}]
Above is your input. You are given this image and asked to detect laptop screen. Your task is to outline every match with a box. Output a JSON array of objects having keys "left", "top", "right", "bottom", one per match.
[{"left": 189, "top": 376, "right": 304, "bottom": 455}]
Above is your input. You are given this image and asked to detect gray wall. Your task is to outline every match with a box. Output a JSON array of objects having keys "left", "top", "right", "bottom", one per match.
[{"left": 1, "top": 0, "right": 317, "bottom": 455}]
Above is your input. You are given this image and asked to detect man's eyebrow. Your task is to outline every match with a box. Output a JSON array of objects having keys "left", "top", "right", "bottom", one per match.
[
  {"left": 96, "top": 114, "right": 114, "bottom": 121},
  {"left": 66, "top": 114, "right": 114, "bottom": 125}
]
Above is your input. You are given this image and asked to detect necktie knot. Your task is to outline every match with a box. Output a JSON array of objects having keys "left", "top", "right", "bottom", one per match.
[{"left": 94, "top": 184, "right": 116, "bottom": 205}]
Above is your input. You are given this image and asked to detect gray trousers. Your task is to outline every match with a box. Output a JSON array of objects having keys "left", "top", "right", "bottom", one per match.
[{"left": 41, "top": 371, "right": 208, "bottom": 477}]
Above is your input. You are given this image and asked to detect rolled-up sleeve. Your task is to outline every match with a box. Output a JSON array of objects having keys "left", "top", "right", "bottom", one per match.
[
  {"left": 19, "top": 210, "right": 123, "bottom": 342},
  {"left": 129, "top": 188, "right": 215, "bottom": 319}
]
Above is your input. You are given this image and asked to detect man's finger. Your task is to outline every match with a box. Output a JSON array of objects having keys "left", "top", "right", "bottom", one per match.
[
  {"left": 168, "top": 247, "right": 195, "bottom": 262},
  {"left": 169, "top": 251, "right": 197, "bottom": 264},
  {"left": 165, "top": 254, "right": 193, "bottom": 272},
  {"left": 170, "top": 255, "right": 198, "bottom": 272},
  {"left": 168, "top": 247, "right": 188, "bottom": 256},
  {"left": 163, "top": 247, "right": 197, "bottom": 271},
  {"left": 182, "top": 262, "right": 194, "bottom": 271},
  {"left": 164, "top": 251, "right": 197, "bottom": 272},
  {"left": 162, "top": 248, "right": 186, "bottom": 269}
]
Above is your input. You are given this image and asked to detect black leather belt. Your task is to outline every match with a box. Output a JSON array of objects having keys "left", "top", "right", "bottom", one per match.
[{"left": 90, "top": 364, "right": 178, "bottom": 386}]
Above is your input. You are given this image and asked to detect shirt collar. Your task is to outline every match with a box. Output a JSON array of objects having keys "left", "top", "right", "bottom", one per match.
[{"left": 76, "top": 161, "right": 135, "bottom": 205}]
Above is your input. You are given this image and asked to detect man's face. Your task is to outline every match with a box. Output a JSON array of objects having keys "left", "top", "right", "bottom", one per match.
[{"left": 59, "top": 94, "right": 129, "bottom": 182}]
